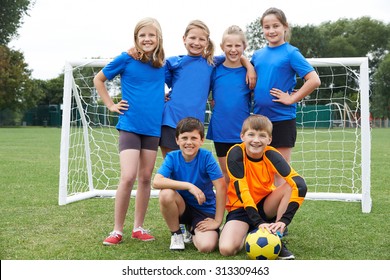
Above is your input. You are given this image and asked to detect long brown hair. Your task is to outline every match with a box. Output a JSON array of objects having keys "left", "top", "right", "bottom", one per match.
[
  {"left": 260, "top": 7, "right": 291, "bottom": 42},
  {"left": 134, "top": 17, "right": 165, "bottom": 68}
]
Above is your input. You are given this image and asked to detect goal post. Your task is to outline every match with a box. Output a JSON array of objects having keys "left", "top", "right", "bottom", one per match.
[
  {"left": 58, "top": 57, "right": 371, "bottom": 213},
  {"left": 59, "top": 60, "right": 116, "bottom": 205}
]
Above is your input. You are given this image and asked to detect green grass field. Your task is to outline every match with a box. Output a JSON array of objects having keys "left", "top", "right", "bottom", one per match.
[{"left": 0, "top": 127, "right": 389, "bottom": 260}]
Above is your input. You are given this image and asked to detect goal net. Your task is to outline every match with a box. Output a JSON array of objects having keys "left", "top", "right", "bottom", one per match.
[{"left": 59, "top": 57, "right": 371, "bottom": 213}]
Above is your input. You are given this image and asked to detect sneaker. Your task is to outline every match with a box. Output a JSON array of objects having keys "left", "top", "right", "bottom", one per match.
[
  {"left": 131, "top": 227, "right": 155, "bottom": 241},
  {"left": 170, "top": 233, "right": 185, "bottom": 250},
  {"left": 103, "top": 231, "right": 122, "bottom": 245},
  {"left": 278, "top": 241, "right": 295, "bottom": 260},
  {"left": 183, "top": 230, "right": 192, "bottom": 244},
  {"left": 180, "top": 224, "right": 192, "bottom": 244}
]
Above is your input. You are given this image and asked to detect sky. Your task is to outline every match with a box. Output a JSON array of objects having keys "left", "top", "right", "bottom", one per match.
[{"left": 8, "top": 0, "right": 390, "bottom": 80}]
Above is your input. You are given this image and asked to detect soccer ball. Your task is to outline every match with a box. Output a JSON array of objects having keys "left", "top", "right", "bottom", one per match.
[{"left": 245, "top": 228, "right": 281, "bottom": 260}]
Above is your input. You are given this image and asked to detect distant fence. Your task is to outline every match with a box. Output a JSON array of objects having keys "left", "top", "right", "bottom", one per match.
[
  {"left": 371, "top": 118, "right": 389, "bottom": 128},
  {"left": 22, "top": 104, "right": 62, "bottom": 127}
]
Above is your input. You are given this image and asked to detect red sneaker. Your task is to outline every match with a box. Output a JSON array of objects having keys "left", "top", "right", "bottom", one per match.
[
  {"left": 131, "top": 227, "right": 155, "bottom": 241},
  {"left": 103, "top": 231, "right": 122, "bottom": 245}
]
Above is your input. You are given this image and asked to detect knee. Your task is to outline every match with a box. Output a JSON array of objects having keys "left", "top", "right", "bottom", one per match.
[
  {"left": 219, "top": 243, "right": 238, "bottom": 257},
  {"left": 197, "top": 243, "right": 216, "bottom": 253},
  {"left": 159, "top": 189, "right": 176, "bottom": 205},
  {"left": 281, "top": 184, "right": 293, "bottom": 197},
  {"left": 138, "top": 178, "right": 152, "bottom": 186},
  {"left": 137, "top": 173, "right": 152, "bottom": 187},
  {"left": 195, "top": 238, "right": 217, "bottom": 253},
  {"left": 120, "top": 175, "right": 136, "bottom": 187}
]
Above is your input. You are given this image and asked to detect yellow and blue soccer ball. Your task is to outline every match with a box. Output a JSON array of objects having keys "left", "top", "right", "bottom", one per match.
[{"left": 245, "top": 228, "right": 281, "bottom": 260}]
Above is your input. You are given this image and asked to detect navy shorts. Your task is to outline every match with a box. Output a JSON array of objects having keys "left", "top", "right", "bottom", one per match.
[
  {"left": 225, "top": 196, "right": 276, "bottom": 232},
  {"left": 159, "top": 125, "right": 179, "bottom": 150},
  {"left": 213, "top": 142, "right": 239, "bottom": 157},
  {"left": 270, "top": 119, "right": 297, "bottom": 148},
  {"left": 179, "top": 203, "right": 219, "bottom": 235}
]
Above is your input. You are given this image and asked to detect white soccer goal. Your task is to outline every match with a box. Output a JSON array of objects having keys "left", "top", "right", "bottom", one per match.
[{"left": 59, "top": 57, "right": 371, "bottom": 213}]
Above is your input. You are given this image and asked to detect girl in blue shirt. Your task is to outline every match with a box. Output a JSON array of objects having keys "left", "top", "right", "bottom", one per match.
[
  {"left": 251, "top": 8, "right": 320, "bottom": 185},
  {"left": 206, "top": 25, "right": 252, "bottom": 184},
  {"left": 94, "top": 17, "right": 165, "bottom": 245}
]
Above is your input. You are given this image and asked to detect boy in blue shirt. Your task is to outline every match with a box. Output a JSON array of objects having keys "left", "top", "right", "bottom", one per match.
[{"left": 153, "top": 117, "right": 227, "bottom": 252}]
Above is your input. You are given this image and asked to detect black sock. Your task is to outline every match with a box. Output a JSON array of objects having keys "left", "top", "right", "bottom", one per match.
[{"left": 171, "top": 229, "right": 182, "bottom": 235}]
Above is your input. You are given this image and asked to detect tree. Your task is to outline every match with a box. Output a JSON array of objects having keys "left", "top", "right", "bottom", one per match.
[
  {"left": 1, "top": 0, "right": 39, "bottom": 125},
  {"left": 0, "top": 45, "right": 43, "bottom": 125},
  {"left": 289, "top": 25, "right": 326, "bottom": 58},
  {"left": 372, "top": 54, "right": 390, "bottom": 118},
  {"left": 320, "top": 17, "right": 390, "bottom": 73},
  {"left": 245, "top": 18, "right": 266, "bottom": 57},
  {"left": 37, "top": 75, "right": 65, "bottom": 105},
  {"left": 0, "top": 0, "right": 34, "bottom": 45}
]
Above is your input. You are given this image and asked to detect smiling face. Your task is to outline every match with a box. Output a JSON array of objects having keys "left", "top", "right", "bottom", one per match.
[
  {"left": 183, "top": 27, "right": 209, "bottom": 56},
  {"left": 221, "top": 34, "right": 245, "bottom": 67},
  {"left": 136, "top": 25, "right": 158, "bottom": 55},
  {"left": 261, "top": 14, "right": 288, "bottom": 47},
  {"left": 176, "top": 130, "right": 204, "bottom": 161},
  {"left": 241, "top": 128, "right": 272, "bottom": 159}
]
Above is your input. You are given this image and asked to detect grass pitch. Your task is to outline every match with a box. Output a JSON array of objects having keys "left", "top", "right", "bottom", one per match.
[{"left": 0, "top": 127, "right": 389, "bottom": 260}]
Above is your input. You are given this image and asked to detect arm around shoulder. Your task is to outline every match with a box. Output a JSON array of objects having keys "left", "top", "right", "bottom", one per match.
[{"left": 240, "top": 56, "right": 257, "bottom": 89}]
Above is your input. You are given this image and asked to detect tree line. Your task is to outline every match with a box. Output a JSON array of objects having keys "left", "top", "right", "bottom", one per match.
[{"left": 1, "top": 1, "right": 389, "bottom": 125}]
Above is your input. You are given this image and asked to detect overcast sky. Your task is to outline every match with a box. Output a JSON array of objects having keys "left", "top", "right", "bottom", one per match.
[{"left": 8, "top": 0, "right": 390, "bottom": 80}]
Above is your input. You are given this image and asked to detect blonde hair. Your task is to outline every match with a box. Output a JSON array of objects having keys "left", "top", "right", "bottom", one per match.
[
  {"left": 260, "top": 7, "right": 291, "bottom": 42},
  {"left": 184, "top": 20, "right": 215, "bottom": 65},
  {"left": 221, "top": 25, "right": 247, "bottom": 49},
  {"left": 134, "top": 17, "right": 165, "bottom": 68},
  {"left": 241, "top": 115, "right": 273, "bottom": 136}
]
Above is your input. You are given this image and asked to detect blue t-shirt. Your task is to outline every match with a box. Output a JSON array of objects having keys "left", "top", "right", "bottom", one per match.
[
  {"left": 206, "top": 64, "right": 251, "bottom": 143},
  {"left": 102, "top": 52, "right": 165, "bottom": 137},
  {"left": 251, "top": 43, "right": 314, "bottom": 122},
  {"left": 156, "top": 148, "right": 223, "bottom": 214},
  {"left": 162, "top": 55, "right": 224, "bottom": 128}
]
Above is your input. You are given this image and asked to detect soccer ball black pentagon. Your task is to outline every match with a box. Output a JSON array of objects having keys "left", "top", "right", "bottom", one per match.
[{"left": 245, "top": 228, "right": 281, "bottom": 260}]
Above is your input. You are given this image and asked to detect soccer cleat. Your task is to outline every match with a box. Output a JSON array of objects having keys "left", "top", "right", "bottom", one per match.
[
  {"left": 103, "top": 231, "right": 123, "bottom": 245},
  {"left": 131, "top": 227, "right": 155, "bottom": 241},
  {"left": 170, "top": 233, "right": 185, "bottom": 250},
  {"left": 278, "top": 241, "right": 295, "bottom": 260}
]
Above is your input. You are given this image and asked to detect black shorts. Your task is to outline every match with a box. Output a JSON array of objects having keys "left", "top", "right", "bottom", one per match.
[
  {"left": 179, "top": 203, "right": 219, "bottom": 235},
  {"left": 270, "top": 119, "right": 297, "bottom": 148},
  {"left": 225, "top": 196, "right": 276, "bottom": 232},
  {"left": 118, "top": 130, "right": 159, "bottom": 152},
  {"left": 159, "top": 125, "right": 179, "bottom": 150},
  {"left": 213, "top": 142, "right": 239, "bottom": 157}
]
